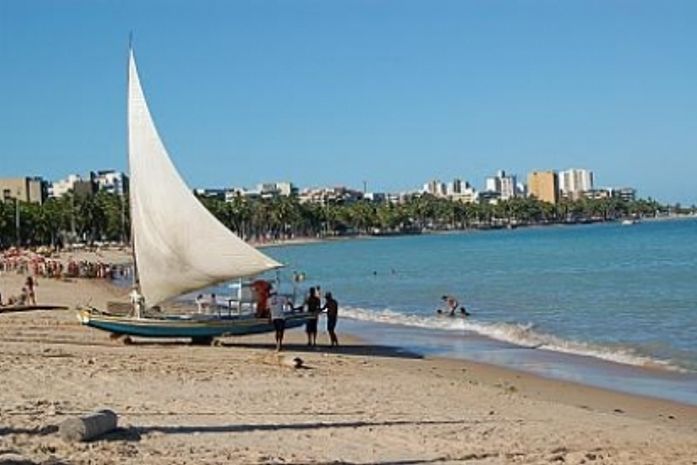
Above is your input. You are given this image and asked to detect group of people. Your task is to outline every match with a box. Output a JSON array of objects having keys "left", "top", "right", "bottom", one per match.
[
  {"left": 1, "top": 248, "right": 128, "bottom": 281},
  {"left": 264, "top": 283, "right": 340, "bottom": 352}
]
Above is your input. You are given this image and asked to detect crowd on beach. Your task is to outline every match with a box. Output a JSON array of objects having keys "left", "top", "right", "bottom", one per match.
[{"left": 0, "top": 247, "right": 129, "bottom": 307}]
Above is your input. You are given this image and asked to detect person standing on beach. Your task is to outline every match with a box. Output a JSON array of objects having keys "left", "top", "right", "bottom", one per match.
[
  {"left": 269, "top": 289, "right": 287, "bottom": 351},
  {"left": 129, "top": 285, "right": 145, "bottom": 318},
  {"left": 323, "top": 292, "right": 339, "bottom": 347},
  {"left": 25, "top": 276, "right": 37, "bottom": 305},
  {"left": 304, "top": 287, "right": 321, "bottom": 347}
]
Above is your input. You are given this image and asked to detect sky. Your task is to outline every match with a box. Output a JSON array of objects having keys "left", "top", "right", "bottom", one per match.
[{"left": 1, "top": 1, "right": 696, "bottom": 204}]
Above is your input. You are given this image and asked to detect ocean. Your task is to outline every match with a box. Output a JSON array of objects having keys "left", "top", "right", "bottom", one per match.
[{"left": 250, "top": 218, "right": 697, "bottom": 404}]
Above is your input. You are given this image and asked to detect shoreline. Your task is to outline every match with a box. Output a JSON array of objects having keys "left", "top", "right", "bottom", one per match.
[{"left": 336, "top": 316, "right": 697, "bottom": 407}]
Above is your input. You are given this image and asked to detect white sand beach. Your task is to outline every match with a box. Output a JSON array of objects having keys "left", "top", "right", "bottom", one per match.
[{"left": 1, "top": 268, "right": 696, "bottom": 465}]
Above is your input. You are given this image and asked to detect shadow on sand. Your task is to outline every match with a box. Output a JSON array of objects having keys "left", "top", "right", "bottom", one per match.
[
  {"left": 216, "top": 341, "right": 423, "bottom": 359},
  {"left": 136, "top": 418, "right": 468, "bottom": 436}
]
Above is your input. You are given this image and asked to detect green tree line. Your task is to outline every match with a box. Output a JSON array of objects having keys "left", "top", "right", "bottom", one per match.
[{"left": 1, "top": 190, "right": 687, "bottom": 249}]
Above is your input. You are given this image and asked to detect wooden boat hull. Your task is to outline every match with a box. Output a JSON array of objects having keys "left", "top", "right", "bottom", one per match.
[{"left": 77, "top": 308, "right": 312, "bottom": 338}]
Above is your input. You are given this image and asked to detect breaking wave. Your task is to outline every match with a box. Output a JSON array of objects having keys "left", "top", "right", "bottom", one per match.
[{"left": 341, "top": 306, "right": 685, "bottom": 372}]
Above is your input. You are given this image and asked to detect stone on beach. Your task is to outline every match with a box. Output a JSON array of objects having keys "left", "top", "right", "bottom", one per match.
[{"left": 58, "top": 409, "right": 118, "bottom": 442}]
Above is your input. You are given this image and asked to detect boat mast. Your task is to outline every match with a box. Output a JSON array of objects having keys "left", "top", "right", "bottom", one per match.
[{"left": 127, "top": 33, "right": 140, "bottom": 290}]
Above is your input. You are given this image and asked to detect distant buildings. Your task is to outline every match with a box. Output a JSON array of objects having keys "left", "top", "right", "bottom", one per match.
[
  {"left": 2, "top": 166, "right": 641, "bottom": 211},
  {"left": 223, "top": 182, "right": 298, "bottom": 201},
  {"left": 582, "top": 189, "right": 611, "bottom": 200},
  {"left": 0, "top": 177, "right": 47, "bottom": 204},
  {"left": 559, "top": 169, "right": 593, "bottom": 200},
  {"left": 528, "top": 171, "right": 559, "bottom": 204},
  {"left": 421, "top": 178, "right": 478, "bottom": 203},
  {"left": 50, "top": 171, "right": 129, "bottom": 198},
  {"left": 194, "top": 188, "right": 227, "bottom": 200},
  {"left": 423, "top": 180, "right": 448, "bottom": 197},
  {"left": 298, "top": 186, "right": 363, "bottom": 205},
  {"left": 612, "top": 187, "right": 636, "bottom": 202},
  {"left": 95, "top": 170, "right": 129, "bottom": 196}
]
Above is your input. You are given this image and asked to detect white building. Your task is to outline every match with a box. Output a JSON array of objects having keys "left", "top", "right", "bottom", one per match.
[
  {"left": 485, "top": 176, "right": 500, "bottom": 193},
  {"left": 450, "top": 182, "right": 478, "bottom": 203},
  {"left": 485, "top": 170, "right": 517, "bottom": 200},
  {"left": 95, "top": 170, "right": 129, "bottom": 196},
  {"left": 423, "top": 180, "right": 447, "bottom": 197},
  {"left": 447, "top": 179, "right": 463, "bottom": 196},
  {"left": 559, "top": 169, "right": 594, "bottom": 199},
  {"left": 49, "top": 174, "right": 84, "bottom": 198}
]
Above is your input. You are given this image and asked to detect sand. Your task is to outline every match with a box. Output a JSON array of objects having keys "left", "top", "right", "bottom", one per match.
[{"left": 1, "top": 268, "right": 696, "bottom": 464}]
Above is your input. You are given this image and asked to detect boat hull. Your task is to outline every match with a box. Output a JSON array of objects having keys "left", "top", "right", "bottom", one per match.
[{"left": 77, "top": 309, "right": 312, "bottom": 338}]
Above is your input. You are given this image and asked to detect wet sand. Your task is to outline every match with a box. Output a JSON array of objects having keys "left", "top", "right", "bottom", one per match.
[{"left": 1, "top": 268, "right": 696, "bottom": 464}]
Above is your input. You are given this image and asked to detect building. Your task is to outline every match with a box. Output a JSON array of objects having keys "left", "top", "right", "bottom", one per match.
[
  {"left": 499, "top": 173, "right": 517, "bottom": 200},
  {"left": 484, "top": 176, "right": 500, "bottom": 193},
  {"left": 194, "top": 188, "right": 226, "bottom": 200},
  {"left": 477, "top": 190, "right": 501, "bottom": 204},
  {"left": 50, "top": 173, "right": 97, "bottom": 198},
  {"left": 256, "top": 182, "right": 297, "bottom": 198},
  {"left": 364, "top": 192, "right": 387, "bottom": 203},
  {"left": 447, "top": 179, "right": 463, "bottom": 196},
  {"left": 612, "top": 187, "right": 636, "bottom": 202},
  {"left": 0, "top": 177, "right": 47, "bottom": 204},
  {"left": 423, "top": 180, "right": 447, "bottom": 197},
  {"left": 95, "top": 170, "right": 129, "bottom": 196},
  {"left": 527, "top": 171, "right": 559, "bottom": 204},
  {"left": 583, "top": 189, "right": 611, "bottom": 200},
  {"left": 559, "top": 169, "right": 593, "bottom": 200},
  {"left": 484, "top": 170, "right": 517, "bottom": 200},
  {"left": 516, "top": 182, "right": 528, "bottom": 198},
  {"left": 298, "top": 186, "right": 363, "bottom": 205}
]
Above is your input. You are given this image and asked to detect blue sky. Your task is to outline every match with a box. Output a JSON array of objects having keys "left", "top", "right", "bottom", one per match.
[{"left": 1, "top": 1, "right": 696, "bottom": 204}]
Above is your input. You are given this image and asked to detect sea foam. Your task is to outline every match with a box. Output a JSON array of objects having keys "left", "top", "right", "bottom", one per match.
[{"left": 340, "top": 306, "right": 685, "bottom": 372}]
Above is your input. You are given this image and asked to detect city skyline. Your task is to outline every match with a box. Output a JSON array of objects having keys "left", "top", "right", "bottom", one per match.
[{"left": 2, "top": 2, "right": 697, "bottom": 204}]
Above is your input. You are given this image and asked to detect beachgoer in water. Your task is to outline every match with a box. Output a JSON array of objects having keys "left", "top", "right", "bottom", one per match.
[
  {"left": 195, "top": 294, "right": 205, "bottom": 313},
  {"left": 304, "top": 287, "right": 321, "bottom": 347},
  {"left": 441, "top": 295, "right": 458, "bottom": 316},
  {"left": 25, "top": 276, "right": 36, "bottom": 305},
  {"left": 269, "top": 288, "right": 287, "bottom": 351},
  {"left": 322, "top": 292, "right": 339, "bottom": 347}
]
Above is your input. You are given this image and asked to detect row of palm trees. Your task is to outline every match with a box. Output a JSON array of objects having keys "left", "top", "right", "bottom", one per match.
[{"left": 0, "top": 190, "right": 680, "bottom": 248}]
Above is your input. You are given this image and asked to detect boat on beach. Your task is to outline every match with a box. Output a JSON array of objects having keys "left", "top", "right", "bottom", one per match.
[{"left": 78, "top": 46, "right": 312, "bottom": 343}]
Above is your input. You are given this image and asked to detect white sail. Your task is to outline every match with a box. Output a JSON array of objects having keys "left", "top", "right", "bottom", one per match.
[{"left": 128, "top": 49, "right": 282, "bottom": 307}]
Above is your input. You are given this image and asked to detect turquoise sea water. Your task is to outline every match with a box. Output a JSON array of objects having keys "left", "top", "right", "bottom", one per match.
[{"left": 251, "top": 218, "right": 697, "bottom": 403}]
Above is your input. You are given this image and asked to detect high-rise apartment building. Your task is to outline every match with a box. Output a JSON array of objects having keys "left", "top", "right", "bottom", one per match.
[
  {"left": 527, "top": 171, "right": 559, "bottom": 204},
  {"left": 485, "top": 170, "right": 517, "bottom": 200},
  {"left": 559, "top": 169, "right": 593, "bottom": 199}
]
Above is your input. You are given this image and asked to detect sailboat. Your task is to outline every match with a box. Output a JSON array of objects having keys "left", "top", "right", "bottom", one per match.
[{"left": 77, "top": 47, "right": 312, "bottom": 342}]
